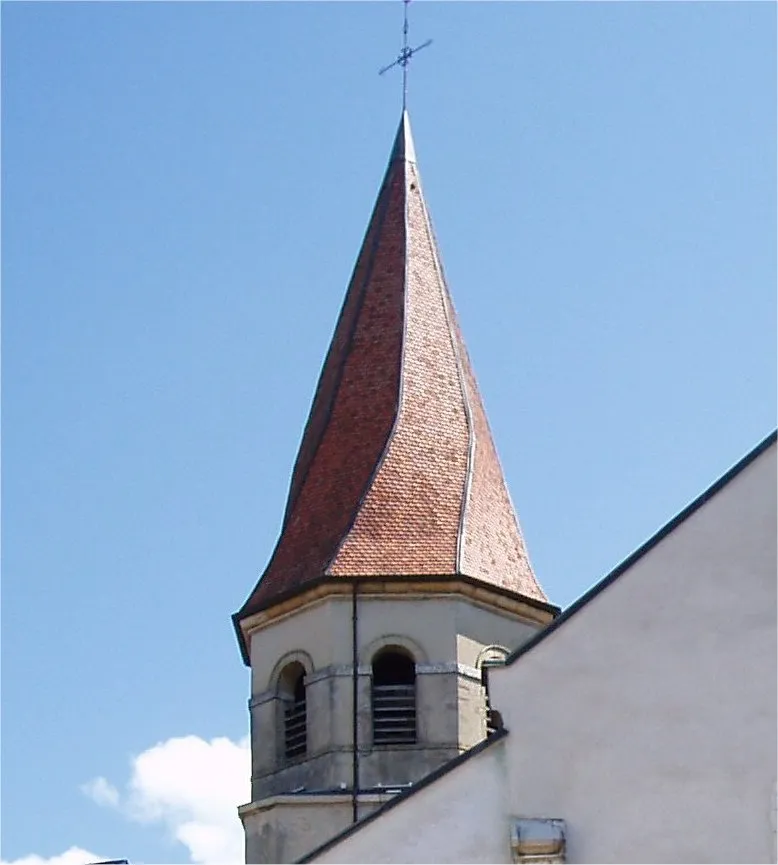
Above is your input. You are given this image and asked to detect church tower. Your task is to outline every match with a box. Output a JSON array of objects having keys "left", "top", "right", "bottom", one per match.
[{"left": 234, "top": 112, "right": 558, "bottom": 864}]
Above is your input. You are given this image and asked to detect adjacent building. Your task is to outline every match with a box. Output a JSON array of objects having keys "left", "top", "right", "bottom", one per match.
[{"left": 305, "top": 431, "right": 777, "bottom": 864}]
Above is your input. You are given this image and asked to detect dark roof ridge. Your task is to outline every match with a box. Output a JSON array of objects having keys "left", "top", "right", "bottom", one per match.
[
  {"left": 296, "top": 728, "right": 509, "bottom": 864},
  {"left": 504, "top": 429, "right": 778, "bottom": 667}
]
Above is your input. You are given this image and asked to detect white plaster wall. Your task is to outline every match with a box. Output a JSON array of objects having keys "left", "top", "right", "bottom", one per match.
[
  {"left": 490, "top": 441, "right": 777, "bottom": 864},
  {"left": 311, "top": 441, "right": 777, "bottom": 864},
  {"left": 315, "top": 740, "right": 510, "bottom": 864},
  {"left": 249, "top": 597, "right": 358, "bottom": 694},
  {"left": 454, "top": 599, "right": 539, "bottom": 657},
  {"left": 355, "top": 596, "right": 456, "bottom": 662}
]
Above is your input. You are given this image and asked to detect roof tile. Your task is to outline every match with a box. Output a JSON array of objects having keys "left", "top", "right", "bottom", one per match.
[{"left": 238, "top": 113, "right": 549, "bottom": 617}]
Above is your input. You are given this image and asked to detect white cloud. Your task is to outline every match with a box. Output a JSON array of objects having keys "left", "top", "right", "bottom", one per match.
[
  {"left": 0, "top": 847, "right": 105, "bottom": 865},
  {"left": 80, "top": 777, "right": 120, "bottom": 808},
  {"left": 4, "top": 734, "right": 249, "bottom": 865},
  {"left": 83, "top": 734, "right": 250, "bottom": 864}
]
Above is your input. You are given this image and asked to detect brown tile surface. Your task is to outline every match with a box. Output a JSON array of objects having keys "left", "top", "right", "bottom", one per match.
[{"left": 238, "top": 114, "right": 549, "bottom": 617}]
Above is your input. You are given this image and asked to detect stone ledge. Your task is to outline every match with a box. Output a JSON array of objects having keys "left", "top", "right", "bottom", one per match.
[
  {"left": 250, "top": 661, "right": 481, "bottom": 705},
  {"left": 239, "top": 790, "right": 401, "bottom": 818},
  {"left": 250, "top": 742, "right": 464, "bottom": 784}
]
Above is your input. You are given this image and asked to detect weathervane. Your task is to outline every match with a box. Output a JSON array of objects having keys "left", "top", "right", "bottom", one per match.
[{"left": 378, "top": 0, "right": 432, "bottom": 110}]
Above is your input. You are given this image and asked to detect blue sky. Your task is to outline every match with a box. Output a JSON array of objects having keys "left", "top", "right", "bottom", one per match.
[{"left": 2, "top": 2, "right": 775, "bottom": 863}]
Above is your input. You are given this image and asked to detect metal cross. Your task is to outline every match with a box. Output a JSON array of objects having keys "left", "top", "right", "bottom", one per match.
[{"left": 378, "top": 0, "right": 432, "bottom": 110}]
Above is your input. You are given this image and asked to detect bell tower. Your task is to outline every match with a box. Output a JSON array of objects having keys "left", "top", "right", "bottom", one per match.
[{"left": 233, "top": 113, "right": 558, "bottom": 865}]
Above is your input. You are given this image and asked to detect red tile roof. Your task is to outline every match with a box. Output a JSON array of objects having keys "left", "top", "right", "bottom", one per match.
[{"left": 237, "top": 112, "right": 549, "bottom": 619}]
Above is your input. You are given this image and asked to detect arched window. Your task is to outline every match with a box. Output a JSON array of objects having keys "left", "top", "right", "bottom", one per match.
[
  {"left": 278, "top": 662, "right": 307, "bottom": 760},
  {"left": 371, "top": 648, "right": 416, "bottom": 745},
  {"left": 477, "top": 646, "right": 508, "bottom": 737}
]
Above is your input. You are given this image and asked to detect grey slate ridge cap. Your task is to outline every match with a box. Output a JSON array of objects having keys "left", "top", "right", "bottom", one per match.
[
  {"left": 504, "top": 428, "right": 778, "bottom": 667},
  {"left": 295, "top": 728, "right": 509, "bottom": 864}
]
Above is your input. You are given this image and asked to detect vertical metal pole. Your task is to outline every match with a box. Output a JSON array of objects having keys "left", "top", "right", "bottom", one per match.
[
  {"left": 402, "top": 0, "right": 409, "bottom": 110},
  {"left": 351, "top": 581, "right": 360, "bottom": 823}
]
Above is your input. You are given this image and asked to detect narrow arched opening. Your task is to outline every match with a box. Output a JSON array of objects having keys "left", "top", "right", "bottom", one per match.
[
  {"left": 371, "top": 648, "right": 416, "bottom": 745},
  {"left": 278, "top": 661, "right": 307, "bottom": 760},
  {"left": 478, "top": 646, "right": 508, "bottom": 737}
]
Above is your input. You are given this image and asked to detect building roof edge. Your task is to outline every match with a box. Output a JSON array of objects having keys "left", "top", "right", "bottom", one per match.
[
  {"left": 295, "top": 728, "right": 509, "bottom": 863},
  {"left": 503, "top": 429, "right": 778, "bottom": 667}
]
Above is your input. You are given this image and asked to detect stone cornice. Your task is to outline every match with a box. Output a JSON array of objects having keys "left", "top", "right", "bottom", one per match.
[
  {"left": 249, "top": 661, "right": 482, "bottom": 707},
  {"left": 239, "top": 576, "right": 555, "bottom": 655},
  {"left": 239, "top": 790, "right": 402, "bottom": 818}
]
